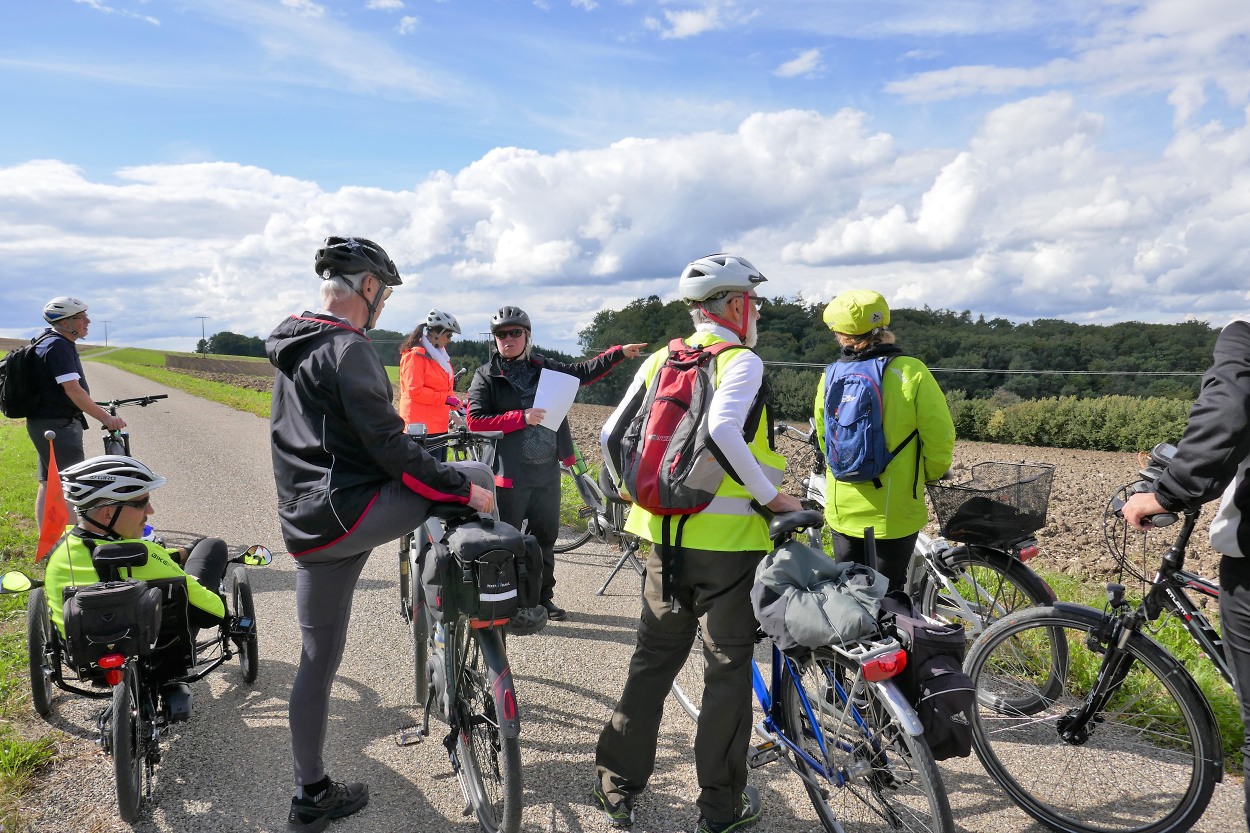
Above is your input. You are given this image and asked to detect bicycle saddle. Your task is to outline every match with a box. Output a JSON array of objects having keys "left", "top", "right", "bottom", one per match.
[{"left": 768, "top": 509, "right": 825, "bottom": 542}]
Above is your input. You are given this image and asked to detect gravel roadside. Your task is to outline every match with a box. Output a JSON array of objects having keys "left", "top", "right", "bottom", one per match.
[{"left": 12, "top": 362, "right": 1243, "bottom": 833}]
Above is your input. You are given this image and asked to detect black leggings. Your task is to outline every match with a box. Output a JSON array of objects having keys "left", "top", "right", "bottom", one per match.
[
  {"left": 1218, "top": 554, "right": 1250, "bottom": 830},
  {"left": 183, "top": 537, "right": 230, "bottom": 629},
  {"left": 831, "top": 530, "right": 918, "bottom": 594}
]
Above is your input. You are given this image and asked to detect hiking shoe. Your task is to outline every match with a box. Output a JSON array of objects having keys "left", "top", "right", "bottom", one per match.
[
  {"left": 287, "top": 777, "right": 369, "bottom": 832},
  {"left": 506, "top": 605, "right": 549, "bottom": 636},
  {"left": 591, "top": 781, "right": 635, "bottom": 828},
  {"left": 542, "top": 599, "right": 568, "bottom": 621},
  {"left": 694, "top": 786, "right": 761, "bottom": 833}
]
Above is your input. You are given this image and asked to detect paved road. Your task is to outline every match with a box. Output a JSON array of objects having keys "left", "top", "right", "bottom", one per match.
[{"left": 16, "top": 362, "right": 1244, "bottom": 832}]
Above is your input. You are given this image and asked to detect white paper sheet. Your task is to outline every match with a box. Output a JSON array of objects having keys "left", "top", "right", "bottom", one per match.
[{"left": 534, "top": 368, "right": 579, "bottom": 430}]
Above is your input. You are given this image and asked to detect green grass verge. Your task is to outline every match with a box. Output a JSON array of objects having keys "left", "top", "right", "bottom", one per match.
[{"left": 90, "top": 348, "right": 272, "bottom": 418}]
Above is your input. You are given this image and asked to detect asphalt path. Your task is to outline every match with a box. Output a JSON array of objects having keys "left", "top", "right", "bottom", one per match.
[{"left": 15, "top": 361, "right": 1244, "bottom": 833}]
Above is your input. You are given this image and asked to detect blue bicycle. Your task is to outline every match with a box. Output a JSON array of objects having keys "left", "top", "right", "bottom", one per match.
[{"left": 671, "top": 510, "right": 954, "bottom": 833}]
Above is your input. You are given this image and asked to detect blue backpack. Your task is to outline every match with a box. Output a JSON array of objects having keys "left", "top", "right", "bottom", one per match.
[{"left": 822, "top": 356, "right": 917, "bottom": 486}]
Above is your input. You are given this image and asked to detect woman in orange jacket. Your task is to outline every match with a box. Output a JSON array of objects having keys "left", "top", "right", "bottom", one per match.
[{"left": 398, "top": 309, "right": 463, "bottom": 441}]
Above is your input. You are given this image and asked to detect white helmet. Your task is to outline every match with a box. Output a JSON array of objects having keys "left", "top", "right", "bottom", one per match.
[
  {"left": 678, "top": 254, "right": 767, "bottom": 302},
  {"left": 425, "top": 309, "right": 461, "bottom": 334},
  {"left": 43, "top": 296, "right": 88, "bottom": 325},
  {"left": 61, "top": 455, "right": 166, "bottom": 513}
]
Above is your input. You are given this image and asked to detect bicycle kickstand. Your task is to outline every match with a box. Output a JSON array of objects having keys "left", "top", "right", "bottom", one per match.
[{"left": 596, "top": 540, "right": 646, "bottom": 596}]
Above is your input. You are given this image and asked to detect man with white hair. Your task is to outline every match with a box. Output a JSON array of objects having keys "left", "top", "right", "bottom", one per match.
[{"left": 266, "top": 236, "right": 495, "bottom": 833}]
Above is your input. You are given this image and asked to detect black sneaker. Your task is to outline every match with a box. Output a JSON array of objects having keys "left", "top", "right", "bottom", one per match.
[
  {"left": 693, "top": 786, "right": 761, "bottom": 833},
  {"left": 542, "top": 599, "right": 568, "bottom": 621},
  {"left": 506, "top": 605, "right": 549, "bottom": 636},
  {"left": 591, "top": 781, "right": 635, "bottom": 828},
  {"left": 287, "top": 777, "right": 369, "bottom": 832}
]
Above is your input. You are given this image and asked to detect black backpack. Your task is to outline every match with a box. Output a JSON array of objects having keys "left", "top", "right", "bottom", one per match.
[
  {"left": 0, "top": 332, "right": 54, "bottom": 419},
  {"left": 878, "top": 592, "right": 976, "bottom": 760}
]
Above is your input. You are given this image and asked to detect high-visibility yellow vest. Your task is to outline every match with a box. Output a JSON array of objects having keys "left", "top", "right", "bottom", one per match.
[{"left": 624, "top": 332, "right": 785, "bottom": 553}]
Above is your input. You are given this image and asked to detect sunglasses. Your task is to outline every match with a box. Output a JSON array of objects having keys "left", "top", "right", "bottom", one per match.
[
  {"left": 747, "top": 295, "right": 765, "bottom": 310},
  {"left": 108, "top": 494, "right": 151, "bottom": 510},
  {"left": 495, "top": 328, "right": 526, "bottom": 340},
  {"left": 380, "top": 284, "right": 394, "bottom": 301}
]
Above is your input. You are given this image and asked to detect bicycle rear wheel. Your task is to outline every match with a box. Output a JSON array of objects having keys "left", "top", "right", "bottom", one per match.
[
  {"left": 554, "top": 468, "right": 593, "bottom": 553},
  {"left": 914, "top": 545, "right": 1053, "bottom": 643},
  {"left": 452, "top": 622, "right": 522, "bottom": 833},
  {"left": 965, "top": 605, "right": 1219, "bottom": 833},
  {"left": 112, "top": 663, "right": 144, "bottom": 822},
  {"left": 781, "top": 649, "right": 953, "bottom": 833},
  {"left": 26, "top": 587, "right": 54, "bottom": 718}
]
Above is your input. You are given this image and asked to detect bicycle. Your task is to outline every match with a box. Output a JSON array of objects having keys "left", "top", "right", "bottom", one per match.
[
  {"left": 669, "top": 509, "right": 955, "bottom": 833},
  {"left": 394, "top": 423, "right": 523, "bottom": 833},
  {"left": 548, "top": 454, "right": 645, "bottom": 595},
  {"left": 95, "top": 394, "right": 169, "bottom": 455},
  {"left": 2, "top": 542, "right": 271, "bottom": 822},
  {"left": 963, "top": 441, "right": 1229, "bottom": 833},
  {"left": 779, "top": 420, "right": 1057, "bottom": 645}
]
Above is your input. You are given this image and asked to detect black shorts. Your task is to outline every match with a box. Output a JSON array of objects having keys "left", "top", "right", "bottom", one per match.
[{"left": 26, "top": 417, "right": 86, "bottom": 481}]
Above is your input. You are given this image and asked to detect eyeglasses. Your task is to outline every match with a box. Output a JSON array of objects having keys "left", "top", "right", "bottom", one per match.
[
  {"left": 380, "top": 285, "right": 393, "bottom": 301},
  {"left": 747, "top": 295, "right": 765, "bottom": 310},
  {"left": 107, "top": 494, "right": 151, "bottom": 511},
  {"left": 495, "top": 328, "right": 526, "bottom": 340}
]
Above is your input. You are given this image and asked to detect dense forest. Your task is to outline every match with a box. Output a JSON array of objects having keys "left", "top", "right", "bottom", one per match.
[{"left": 202, "top": 296, "right": 1219, "bottom": 422}]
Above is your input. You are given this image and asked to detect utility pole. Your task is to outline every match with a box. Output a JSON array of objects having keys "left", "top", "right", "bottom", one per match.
[
  {"left": 194, "top": 316, "right": 211, "bottom": 353},
  {"left": 101, "top": 321, "right": 111, "bottom": 347}
]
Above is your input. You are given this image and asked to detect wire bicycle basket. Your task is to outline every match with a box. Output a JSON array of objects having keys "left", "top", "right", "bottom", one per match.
[{"left": 926, "top": 462, "right": 1055, "bottom": 547}]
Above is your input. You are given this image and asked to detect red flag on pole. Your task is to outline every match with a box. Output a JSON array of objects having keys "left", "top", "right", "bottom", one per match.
[{"left": 37, "top": 430, "right": 70, "bottom": 562}]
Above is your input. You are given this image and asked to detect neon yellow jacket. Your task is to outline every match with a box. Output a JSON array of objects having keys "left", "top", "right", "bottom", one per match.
[
  {"left": 622, "top": 331, "right": 785, "bottom": 553},
  {"left": 43, "top": 530, "right": 226, "bottom": 635},
  {"left": 815, "top": 352, "right": 955, "bottom": 540}
]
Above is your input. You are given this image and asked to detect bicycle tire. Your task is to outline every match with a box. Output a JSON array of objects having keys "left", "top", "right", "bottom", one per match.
[
  {"left": 229, "top": 565, "right": 259, "bottom": 684},
  {"left": 781, "top": 649, "right": 954, "bottom": 833},
  {"left": 112, "top": 663, "right": 144, "bottom": 823},
  {"left": 26, "top": 587, "right": 53, "bottom": 718},
  {"left": 914, "top": 545, "right": 1053, "bottom": 644},
  {"left": 452, "top": 621, "right": 522, "bottom": 833},
  {"left": 965, "top": 605, "right": 1219, "bottom": 833},
  {"left": 553, "top": 468, "right": 594, "bottom": 553},
  {"left": 411, "top": 536, "right": 429, "bottom": 708}
]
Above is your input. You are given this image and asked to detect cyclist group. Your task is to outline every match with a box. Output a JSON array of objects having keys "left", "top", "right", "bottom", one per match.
[{"left": 19, "top": 235, "right": 1250, "bottom": 833}]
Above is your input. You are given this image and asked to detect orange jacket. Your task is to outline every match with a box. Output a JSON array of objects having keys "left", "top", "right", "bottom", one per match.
[{"left": 398, "top": 346, "right": 457, "bottom": 432}]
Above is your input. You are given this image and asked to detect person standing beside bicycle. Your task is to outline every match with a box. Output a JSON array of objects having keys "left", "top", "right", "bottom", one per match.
[
  {"left": 466, "top": 305, "right": 645, "bottom": 623},
  {"left": 398, "top": 308, "right": 464, "bottom": 456},
  {"left": 815, "top": 290, "right": 955, "bottom": 592},
  {"left": 25, "top": 296, "right": 126, "bottom": 524},
  {"left": 1122, "top": 316, "right": 1250, "bottom": 830},
  {"left": 593, "top": 254, "right": 802, "bottom": 833},
  {"left": 266, "top": 236, "right": 495, "bottom": 833}
]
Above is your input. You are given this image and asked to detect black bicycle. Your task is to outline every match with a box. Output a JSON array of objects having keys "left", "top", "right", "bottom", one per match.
[
  {"left": 3, "top": 543, "right": 271, "bottom": 822},
  {"left": 94, "top": 395, "right": 169, "bottom": 456},
  {"left": 964, "top": 442, "right": 1229, "bottom": 833}
]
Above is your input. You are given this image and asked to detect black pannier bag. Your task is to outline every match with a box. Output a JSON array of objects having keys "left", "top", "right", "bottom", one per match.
[
  {"left": 878, "top": 592, "right": 976, "bottom": 760},
  {"left": 421, "top": 540, "right": 454, "bottom": 624},
  {"left": 517, "top": 533, "right": 543, "bottom": 610},
  {"left": 446, "top": 516, "right": 522, "bottom": 627},
  {"left": 62, "top": 579, "right": 163, "bottom": 676}
]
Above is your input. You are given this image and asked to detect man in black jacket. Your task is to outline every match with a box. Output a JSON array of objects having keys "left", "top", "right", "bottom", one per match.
[
  {"left": 1123, "top": 317, "right": 1250, "bottom": 828},
  {"left": 267, "top": 236, "right": 494, "bottom": 833}
]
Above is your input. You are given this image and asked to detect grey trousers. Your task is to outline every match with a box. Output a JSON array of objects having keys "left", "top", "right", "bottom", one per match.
[
  {"left": 289, "top": 462, "right": 495, "bottom": 787},
  {"left": 595, "top": 544, "right": 765, "bottom": 823}
]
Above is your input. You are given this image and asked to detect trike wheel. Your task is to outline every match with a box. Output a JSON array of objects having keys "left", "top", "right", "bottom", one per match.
[
  {"left": 112, "top": 663, "right": 144, "bottom": 822},
  {"left": 229, "top": 565, "right": 258, "bottom": 684},
  {"left": 26, "top": 587, "right": 54, "bottom": 718},
  {"left": 554, "top": 467, "right": 594, "bottom": 553}
]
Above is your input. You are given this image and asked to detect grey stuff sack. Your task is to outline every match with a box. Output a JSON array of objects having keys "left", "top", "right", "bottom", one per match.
[{"left": 751, "top": 539, "right": 887, "bottom": 652}]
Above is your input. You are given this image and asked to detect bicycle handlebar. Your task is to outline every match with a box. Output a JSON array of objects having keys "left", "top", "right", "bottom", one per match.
[{"left": 94, "top": 394, "right": 169, "bottom": 413}]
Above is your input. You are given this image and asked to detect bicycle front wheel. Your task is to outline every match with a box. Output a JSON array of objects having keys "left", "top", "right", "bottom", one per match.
[
  {"left": 966, "top": 605, "right": 1219, "bottom": 833},
  {"left": 228, "top": 564, "right": 259, "bottom": 684},
  {"left": 781, "top": 649, "right": 953, "bottom": 833},
  {"left": 26, "top": 587, "right": 54, "bottom": 718},
  {"left": 554, "top": 468, "right": 594, "bottom": 553},
  {"left": 452, "top": 622, "right": 522, "bottom": 833}
]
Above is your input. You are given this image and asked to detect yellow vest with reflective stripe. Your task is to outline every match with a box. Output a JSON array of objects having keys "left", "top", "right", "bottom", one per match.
[{"left": 623, "top": 332, "right": 784, "bottom": 552}]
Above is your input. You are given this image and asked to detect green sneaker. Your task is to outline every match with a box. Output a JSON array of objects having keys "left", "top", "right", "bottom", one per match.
[
  {"left": 591, "top": 781, "right": 636, "bottom": 828},
  {"left": 694, "top": 785, "right": 761, "bottom": 833}
]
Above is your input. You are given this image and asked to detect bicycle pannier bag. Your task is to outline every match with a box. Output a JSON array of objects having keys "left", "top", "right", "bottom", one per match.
[
  {"left": 420, "top": 540, "right": 454, "bottom": 624},
  {"left": 62, "top": 579, "right": 163, "bottom": 674},
  {"left": 446, "top": 516, "right": 522, "bottom": 627},
  {"left": 517, "top": 533, "right": 543, "bottom": 609},
  {"left": 822, "top": 356, "right": 916, "bottom": 486},
  {"left": 878, "top": 592, "right": 975, "bottom": 760},
  {"left": 0, "top": 333, "right": 54, "bottom": 419}
]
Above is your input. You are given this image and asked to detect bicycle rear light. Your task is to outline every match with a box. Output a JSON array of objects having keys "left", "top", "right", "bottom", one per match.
[
  {"left": 860, "top": 648, "right": 907, "bottom": 682},
  {"left": 97, "top": 653, "right": 126, "bottom": 686},
  {"left": 1018, "top": 543, "right": 1039, "bottom": 562}
]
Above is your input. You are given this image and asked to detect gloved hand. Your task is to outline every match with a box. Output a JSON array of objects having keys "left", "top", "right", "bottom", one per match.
[{"left": 446, "top": 395, "right": 463, "bottom": 408}]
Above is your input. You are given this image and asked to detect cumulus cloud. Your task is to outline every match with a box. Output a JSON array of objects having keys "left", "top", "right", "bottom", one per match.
[
  {"left": 397, "top": 15, "right": 420, "bottom": 34},
  {"left": 774, "top": 49, "right": 824, "bottom": 79},
  {"left": 4, "top": 98, "right": 1250, "bottom": 351}
]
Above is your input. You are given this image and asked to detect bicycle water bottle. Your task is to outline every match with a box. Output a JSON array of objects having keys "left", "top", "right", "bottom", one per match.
[
  {"left": 142, "top": 524, "right": 157, "bottom": 542},
  {"left": 571, "top": 444, "right": 588, "bottom": 476}
]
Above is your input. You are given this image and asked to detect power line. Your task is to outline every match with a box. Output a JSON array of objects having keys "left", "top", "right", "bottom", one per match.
[{"left": 756, "top": 359, "right": 1203, "bottom": 377}]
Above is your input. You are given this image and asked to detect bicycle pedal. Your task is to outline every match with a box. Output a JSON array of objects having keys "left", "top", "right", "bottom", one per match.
[
  {"left": 396, "top": 726, "right": 426, "bottom": 746},
  {"left": 747, "top": 740, "right": 780, "bottom": 768}
]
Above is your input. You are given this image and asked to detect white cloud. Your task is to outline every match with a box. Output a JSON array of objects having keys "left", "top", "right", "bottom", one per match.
[
  {"left": 648, "top": 4, "right": 725, "bottom": 40},
  {"left": 4, "top": 98, "right": 1250, "bottom": 352},
  {"left": 397, "top": 16, "right": 420, "bottom": 34},
  {"left": 366, "top": 0, "right": 405, "bottom": 9},
  {"left": 774, "top": 48, "right": 824, "bottom": 79},
  {"left": 281, "top": 0, "right": 325, "bottom": 18},
  {"left": 72, "top": 0, "right": 159, "bottom": 25}
]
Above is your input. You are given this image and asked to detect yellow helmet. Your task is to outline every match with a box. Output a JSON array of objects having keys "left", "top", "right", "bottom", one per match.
[{"left": 823, "top": 290, "right": 890, "bottom": 335}]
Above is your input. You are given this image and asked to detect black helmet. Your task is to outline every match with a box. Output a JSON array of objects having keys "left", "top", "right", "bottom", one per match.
[
  {"left": 491, "top": 306, "right": 531, "bottom": 333},
  {"left": 314, "top": 236, "right": 402, "bottom": 286}
]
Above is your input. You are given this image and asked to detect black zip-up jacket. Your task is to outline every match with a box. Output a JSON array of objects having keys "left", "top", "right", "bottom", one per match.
[
  {"left": 266, "top": 312, "right": 471, "bottom": 556},
  {"left": 467, "top": 347, "right": 627, "bottom": 489},
  {"left": 1154, "top": 319, "right": 1250, "bottom": 557}
]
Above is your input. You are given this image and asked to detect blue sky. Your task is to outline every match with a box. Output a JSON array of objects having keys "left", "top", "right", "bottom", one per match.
[{"left": 3, "top": 0, "right": 1249, "bottom": 353}]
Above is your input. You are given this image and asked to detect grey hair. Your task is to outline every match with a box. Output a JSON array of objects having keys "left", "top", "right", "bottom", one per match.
[
  {"left": 320, "top": 270, "right": 370, "bottom": 305},
  {"left": 688, "top": 291, "right": 734, "bottom": 325}
]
